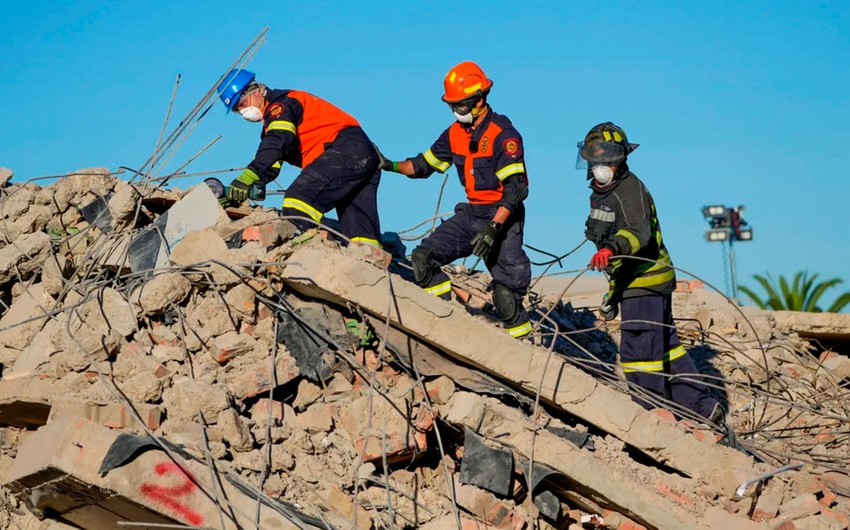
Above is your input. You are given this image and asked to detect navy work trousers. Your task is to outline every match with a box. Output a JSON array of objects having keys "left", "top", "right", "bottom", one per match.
[
  {"left": 282, "top": 126, "right": 381, "bottom": 245},
  {"left": 619, "top": 294, "right": 718, "bottom": 418},
  {"left": 418, "top": 203, "right": 531, "bottom": 329}
]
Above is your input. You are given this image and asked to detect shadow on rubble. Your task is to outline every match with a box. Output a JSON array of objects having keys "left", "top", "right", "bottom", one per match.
[{"left": 531, "top": 300, "right": 730, "bottom": 420}]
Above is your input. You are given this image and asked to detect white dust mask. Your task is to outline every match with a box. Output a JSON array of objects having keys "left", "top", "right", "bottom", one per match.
[
  {"left": 453, "top": 110, "right": 474, "bottom": 124},
  {"left": 592, "top": 166, "right": 614, "bottom": 185},
  {"left": 239, "top": 106, "right": 263, "bottom": 122}
]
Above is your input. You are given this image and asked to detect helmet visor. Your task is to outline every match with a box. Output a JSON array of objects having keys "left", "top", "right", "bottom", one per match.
[{"left": 575, "top": 140, "right": 626, "bottom": 170}]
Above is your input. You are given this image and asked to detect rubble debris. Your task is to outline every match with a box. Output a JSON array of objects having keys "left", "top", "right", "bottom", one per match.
[{"left": 0, "top": 170, "right": 848, "bottom": 530}]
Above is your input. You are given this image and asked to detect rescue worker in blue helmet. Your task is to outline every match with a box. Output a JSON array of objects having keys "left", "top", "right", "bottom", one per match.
[
  {"left": 579, "top": 122, "right": 723, "bottom": 422},
  {"left": 378, "top": 62, "right": 533, "bottom": 339},
  {"left": 217, "top": 69, "right": 382, "bottom": 246}
]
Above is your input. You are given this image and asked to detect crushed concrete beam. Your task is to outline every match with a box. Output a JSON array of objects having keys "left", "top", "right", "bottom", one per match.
[
  {"left": 772, "top": 310, "right": 850, "bottom": 340},
  {"left": 281, "top": 243, "right": 760, "bottom": 495},
  {"left": 442, "top": 391, "right": 705, "bottom": 530},
  {"left": 2, "top": 417, "right": 313, "bottom": 529}
]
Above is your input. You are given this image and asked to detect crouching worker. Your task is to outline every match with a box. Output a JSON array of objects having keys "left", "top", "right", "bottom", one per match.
[{"left": 217, "top": 69, "right": 382, "bottom": 246}]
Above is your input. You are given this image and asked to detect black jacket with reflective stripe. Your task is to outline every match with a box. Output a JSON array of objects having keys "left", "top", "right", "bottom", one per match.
[{"left": 585, "top": 171, "right": 676, "bottom": 299}]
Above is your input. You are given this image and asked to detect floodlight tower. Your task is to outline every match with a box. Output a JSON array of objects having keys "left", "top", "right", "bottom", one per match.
[{"left": 702, "top": 205, "right": 753, "bottom": 302}]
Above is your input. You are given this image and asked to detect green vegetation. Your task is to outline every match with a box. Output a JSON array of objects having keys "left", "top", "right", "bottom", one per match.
[{"left": 740, "top": 272, "right": 850, "bottom": 313}]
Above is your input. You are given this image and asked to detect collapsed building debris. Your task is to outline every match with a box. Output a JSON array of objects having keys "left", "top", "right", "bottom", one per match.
[{"left": 0, "top": 168, "right": 849, "bottom": 530}]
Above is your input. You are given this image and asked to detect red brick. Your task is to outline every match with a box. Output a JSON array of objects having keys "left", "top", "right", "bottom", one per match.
[
  {"left": 656, "top": 482, "right": 692, "bottom": 506},
  {"left": 150, "top": 324, "right": 179, "bottom": 346},
  {"left": 821, "top": 507, "right": 850, "bottom": 528},
  {"left": 650, "top": 408, "right": 676, "bottom": 423},
  {"left": 819, "top": 350, "right": 839, "bottom": 362},
  {"left": 819, "top": 487, "right": 837, "bottom": 508}
]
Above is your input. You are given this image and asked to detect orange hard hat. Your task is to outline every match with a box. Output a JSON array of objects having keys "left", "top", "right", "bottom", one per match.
[{"left": 441, "top": 61, "right": 493, "bottom": 103}]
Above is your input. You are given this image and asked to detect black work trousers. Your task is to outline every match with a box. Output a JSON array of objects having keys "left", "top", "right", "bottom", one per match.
[{"left": 282, "top": 126, "right": 382, "bottom": 245}]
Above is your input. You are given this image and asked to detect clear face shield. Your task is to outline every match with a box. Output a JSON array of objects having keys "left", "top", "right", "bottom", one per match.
[{"left": 575, "top": 140, "right": 626, "bottom": 170}]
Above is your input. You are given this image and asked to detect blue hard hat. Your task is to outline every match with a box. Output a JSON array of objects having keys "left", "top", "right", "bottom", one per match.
[{"left": 217, "top": 69, "right": 256, "bottom": 112}]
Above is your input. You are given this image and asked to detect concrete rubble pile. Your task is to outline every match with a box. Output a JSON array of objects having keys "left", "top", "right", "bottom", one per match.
[{"left": 0, "top": 166, "right": 848, "bottom": 530}]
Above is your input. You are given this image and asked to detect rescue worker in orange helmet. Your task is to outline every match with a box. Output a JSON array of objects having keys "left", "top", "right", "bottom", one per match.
[
  {"left": 217, "top": 69, "right": 382, "bottom": 246},
  {"left": 378, "top": 62, "right": 533, "bottom": 339},
  {"left": 579, "top": 122, "right": 723, "bottom": 423}
]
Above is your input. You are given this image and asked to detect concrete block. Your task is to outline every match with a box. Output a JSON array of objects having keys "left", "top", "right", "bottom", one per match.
[
  {"left": 3, "top": 417, "right": 307, "bottom": 529},
  {"left": 0, "top": 232, "right": 51, "bottom": 284},
  {"left": 131, "top": 272, "right": 191, "bottom": 314},
  {"left": 779, "top": 494, "right": 822, "bottom": 520},
  {"left": 224, "top": 350, "right": 300, "bottom": 400},
  {"left": 0, "top": 283, "right": 55, "bottom": 352},
  {"left": 209, "top": 330, "right": 257, "bottom": 364}
]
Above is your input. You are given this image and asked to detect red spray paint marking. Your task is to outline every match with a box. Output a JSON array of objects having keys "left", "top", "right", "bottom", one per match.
[{"left": 139, "top": 461, "right": 204, "bottom": 526}]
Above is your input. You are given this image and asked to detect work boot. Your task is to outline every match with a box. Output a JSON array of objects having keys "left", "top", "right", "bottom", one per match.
[{"left": 708, "top": 402, "right": 726, "bottom": 426}]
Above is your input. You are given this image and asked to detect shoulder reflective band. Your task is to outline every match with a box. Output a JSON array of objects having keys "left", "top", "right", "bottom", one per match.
[
  {"left": 507, "top": 320, "right": 533, "bottom": 338},
  {"left": 282, "top": 197, "right": 322, "bottom": 223},
  {"left": 266, "top": 120, "right": 297, "bottom": 134},
  {"left": 424, "top": 149, "right": 451, "bottom": 172},
  {"left": 495, "top": 162, "right": 525, "bottom": 181},
  {"left": 615, "top": 229, "right": 640, "bottom": 254},
  {"left": 424, "top": 280, "right": 452, "bottom": 297}
]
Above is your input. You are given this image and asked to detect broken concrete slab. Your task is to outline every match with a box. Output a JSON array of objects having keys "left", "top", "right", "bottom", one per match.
[
  {"left": 281, "top": 243, "right": 759, "bottom": 494},
  {"left": 3, "top": 416, "right": 314, "bottom": 529},
  {"left": 441, "top": 391, "right": 705, "bottom": 530},
  {"left": 127, "top": 183, "right": 220, "bottom": 273}
]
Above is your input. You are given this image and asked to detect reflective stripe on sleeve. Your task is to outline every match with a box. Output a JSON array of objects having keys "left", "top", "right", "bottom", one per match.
[
  {"left": 616, "top": 229, "right": 640, "bottom": 254},
  {"left": 282, "top": 198, "right": 322, "bottom": 223},
  {"left": 266, "top": 120, "right": 297, "bottom": 134},
  {"left": 424, "top": 280, "right": 452, "bottom": 296},
  {"left": 424, "top": 149, "right": 451, "bottom": 172},
  {"left": 495, "top": 163, "right": 525, "bottom": 181}
]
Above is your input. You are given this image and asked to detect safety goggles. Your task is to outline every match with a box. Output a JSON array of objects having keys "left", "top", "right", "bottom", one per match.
[{"left": 448, "top": 96, "right": 479, "bottom": 115}]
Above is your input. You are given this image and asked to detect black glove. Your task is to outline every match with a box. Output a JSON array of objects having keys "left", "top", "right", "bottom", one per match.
[
  {"left": 599, "top": 294, "right": 619, "bottom": 321},
  {"left": 372, "top": 143, "right": 395, "bottom": 172},
  {"left": 471, "top": 220, "right": 501, "bottom": 259}
]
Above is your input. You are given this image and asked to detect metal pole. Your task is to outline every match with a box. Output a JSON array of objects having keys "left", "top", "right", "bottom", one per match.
[{"left": 728, "top": 235, "right": 739, "bottom": 303}]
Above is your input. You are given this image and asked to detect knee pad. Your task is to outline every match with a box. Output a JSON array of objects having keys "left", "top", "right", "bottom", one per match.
[
  {"left": 411, "top": 246, "right": 434, "bottom": 286},
  {"left": 492, "top": 284, "right": 519, "bottom": 323}
]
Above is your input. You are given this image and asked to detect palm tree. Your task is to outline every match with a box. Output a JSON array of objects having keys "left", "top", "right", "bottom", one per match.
[{"left": 740, "top": 272, "right": 850, "bottom": 313}]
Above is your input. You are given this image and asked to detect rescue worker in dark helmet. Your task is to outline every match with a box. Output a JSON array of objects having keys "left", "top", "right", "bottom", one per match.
[
  {"left": 578, "top": 122, "right": 723, "bottom": 421},
  {"left": 217, "top": 69, "right": 382, "bottom": 246},
  {"left": 378, "top": 61, "right": 533, "bottom": 339}
]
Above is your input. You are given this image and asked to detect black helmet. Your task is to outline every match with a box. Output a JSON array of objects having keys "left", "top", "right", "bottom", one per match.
[{"left": 576, "top": 122, "right": 639, "bottom": 169}]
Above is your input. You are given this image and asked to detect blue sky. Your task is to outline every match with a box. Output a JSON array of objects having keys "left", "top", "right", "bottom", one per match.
[{"left": 2, "top": 1, "right": 849, "bottom": 308}]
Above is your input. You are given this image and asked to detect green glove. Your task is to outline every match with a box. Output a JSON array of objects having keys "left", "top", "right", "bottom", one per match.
[
  {"left": 227, "top": 170, "right": 259, "bottom": 203},
  {"left": 372, "top": 142, "right": 396, "bottom": 172},
  {"left": 471, "top": 220, "right": 502, "bottom": 259},
  {"left": 599, "top": 293, "right": 619, "bottom": 321}
]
